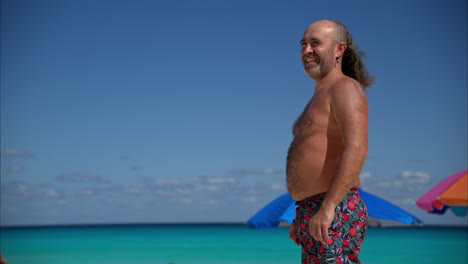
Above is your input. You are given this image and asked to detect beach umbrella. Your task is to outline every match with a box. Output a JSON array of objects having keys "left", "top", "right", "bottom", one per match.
[
  {"left": 415, "top": 169, "right": 468, "bottom": 217},
  {"left": 247, "top": 188, "right": 423, "bottom": 229},
  {"left": 247, "top": 193, "right": 296, "bottom": 229}
]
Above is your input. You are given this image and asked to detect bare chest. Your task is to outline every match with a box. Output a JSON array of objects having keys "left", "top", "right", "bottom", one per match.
[{"left": 292, "top": 95, "right": 334, "bottom": 136}]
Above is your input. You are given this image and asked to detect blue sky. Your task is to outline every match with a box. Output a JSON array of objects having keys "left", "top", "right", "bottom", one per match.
[{"left": 1, "top": 0, "right": 467, "bottom": 226}]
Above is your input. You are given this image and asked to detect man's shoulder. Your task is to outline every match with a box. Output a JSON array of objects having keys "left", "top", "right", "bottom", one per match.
[
  {"left": 330, "top": 76, "right": 363, "bottom": 92},
  {"left": 328, "top": 76, "right": 367, "bottom": 105},
  {"left": 327, "top": 76, "right": 365, "bottom": 98}
]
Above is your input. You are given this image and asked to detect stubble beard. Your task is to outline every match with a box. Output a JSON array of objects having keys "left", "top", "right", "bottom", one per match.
[
  {"left": 304, "top": 65, "right": 322, "bottom": 79},
  {"left": 303, "top": 57, "right": 335, "bottom": 80}
]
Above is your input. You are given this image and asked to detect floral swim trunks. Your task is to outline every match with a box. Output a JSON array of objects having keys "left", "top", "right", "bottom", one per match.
[{"left": 295, "top": 189, "right": 368, "bottom": 264}]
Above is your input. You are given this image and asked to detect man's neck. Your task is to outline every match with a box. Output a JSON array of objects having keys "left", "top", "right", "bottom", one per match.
[{"left": 314, "top": 69, "right": 344, "bottom": 92}]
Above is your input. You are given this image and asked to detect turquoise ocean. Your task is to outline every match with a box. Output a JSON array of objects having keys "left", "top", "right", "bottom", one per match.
[{"left": 1, "top": 224, "right": 467, "bottom": 264}]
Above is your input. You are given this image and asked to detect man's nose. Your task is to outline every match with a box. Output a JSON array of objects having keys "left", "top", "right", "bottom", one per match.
[{"left": 302, "top": 44, "right": 314, "bottom": 54}]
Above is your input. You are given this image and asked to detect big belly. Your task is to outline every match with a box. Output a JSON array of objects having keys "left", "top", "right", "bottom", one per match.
[{"left": 286, "top": 137, "right": 331, "bottom": 200}]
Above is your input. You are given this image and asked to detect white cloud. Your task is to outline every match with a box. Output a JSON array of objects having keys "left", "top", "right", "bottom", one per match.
[
  {"left": 361, "top": 170, "right": 432, "bottom": 191},
  {"left": 360, "top": 171, "right": 372, "bottom": 180},
  {"left": 174, "top": 187, "right": 192, "bottom": 194},
  {"left": 0, "top": 149, "right": 34, "bottom": 158},
  {"left": 153, "top": 178, "right": 183, "bottom": 186},
  {"left": 57, "top": 199, "right": 69, "bottom": 205},
  {"left": 205, "top": 185, "right": 221, "bottom": 192},
  {"left": 131, "top": 165, "right": 143, "bottom": 171},
  {"left": 202, "top": 176, "right": 236, "bottom": 184},
  {"left": 400, "top": 170, "right": 431, "bottom": 183},
  {"left": 228, "top": 168, "right": 283, "bottom": 176},
  {"left": 77, "top": 188, "right": 97, "bottom": 197},
  {"left": 242, "top": 197, "right": 258, "bottom": 203},
  {"left": 394, "top": 198, "right": 416, "bottom": 205},
  {"left": 180, "top": 198, "right": 193, "bottom": 204},
  {"left": 205, "top": 200, "right": 217, "bottom": 205},
  {"left": 45, "top": 189, "right": 61, "bottom": 198},
  {"left": 127, "top": 184, "right": 146, "bottom": 194},
  {"left": 270, "top": 183, "right": 284, "bottom": 190},
  {"left": 2, "top": 167, "right": 288, "bottom": 223},
  {"left": 56, "top": 172, "right": 111, "bottom": 184},
  {"left": 1, "top": 181, "right": 32, "bottom": 196},
  {"left": 1, "top": 181, "right": 68, "bottom": 201}
]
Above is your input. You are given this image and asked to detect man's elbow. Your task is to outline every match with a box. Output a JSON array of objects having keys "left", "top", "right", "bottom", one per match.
[{"left": 347, "top": 144, "right": 367, "bottom": 160}]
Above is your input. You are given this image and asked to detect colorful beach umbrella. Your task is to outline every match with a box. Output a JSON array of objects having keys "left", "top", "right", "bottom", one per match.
[
  {"left": 415, "top": 169, "right": 468, "bottom": 217},
  {"left": 247, "top": 188, "right": 423, "bottom": 229}
]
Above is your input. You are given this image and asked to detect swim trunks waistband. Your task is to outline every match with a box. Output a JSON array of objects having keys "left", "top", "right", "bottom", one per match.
[{"left": 296, "top": 188, "right": 359, "bottom": 206}]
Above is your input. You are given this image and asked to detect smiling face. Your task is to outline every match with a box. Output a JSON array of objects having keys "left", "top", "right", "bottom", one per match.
[{"left": 300, "top": 20, "right": 342, "bottom": 80}]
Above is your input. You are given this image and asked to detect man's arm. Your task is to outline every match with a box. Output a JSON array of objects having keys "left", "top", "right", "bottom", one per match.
[{"left": 308, "top": 79, "right": 368, "bottom": 243}]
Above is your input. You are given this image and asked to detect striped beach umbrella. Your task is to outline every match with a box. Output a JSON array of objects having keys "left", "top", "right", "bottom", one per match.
[{"left": 415, "top": 169, "right": 468, "bottom": 217}]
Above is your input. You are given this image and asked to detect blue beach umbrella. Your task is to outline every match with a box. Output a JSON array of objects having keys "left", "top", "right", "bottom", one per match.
[{"left": 247, "top": 189, "right": 423, "bottom": 229}]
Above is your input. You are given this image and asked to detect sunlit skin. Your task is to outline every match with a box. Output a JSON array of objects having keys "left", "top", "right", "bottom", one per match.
[{"left": 287, "top": 20, "right": 368, "bottom": 245}]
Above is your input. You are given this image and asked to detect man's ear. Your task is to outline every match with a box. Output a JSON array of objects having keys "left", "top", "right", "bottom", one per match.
[{"left": 335, "top": 41, "right": 347, "bottom": 58}]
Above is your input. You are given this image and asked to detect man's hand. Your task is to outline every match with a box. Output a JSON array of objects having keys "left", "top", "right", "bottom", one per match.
[
  {"left": 308, "top": 205, "right": 335, "bottom": 244},
  {"left": 289, "top": 222, "right": 300, "bottom": 246}
]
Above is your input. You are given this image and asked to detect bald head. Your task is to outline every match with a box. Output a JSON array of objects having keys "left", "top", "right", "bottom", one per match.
[
  {"left": 307, "top": 20, "right": 336, "bottom": 31},
  {"left": 304, "top": 20, "right": 348, "bottom": 45}
]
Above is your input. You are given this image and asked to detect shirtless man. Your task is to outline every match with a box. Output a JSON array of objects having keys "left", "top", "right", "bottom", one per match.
[{"left": 287, "top": 20, "right": 373, "bottom": 264}]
